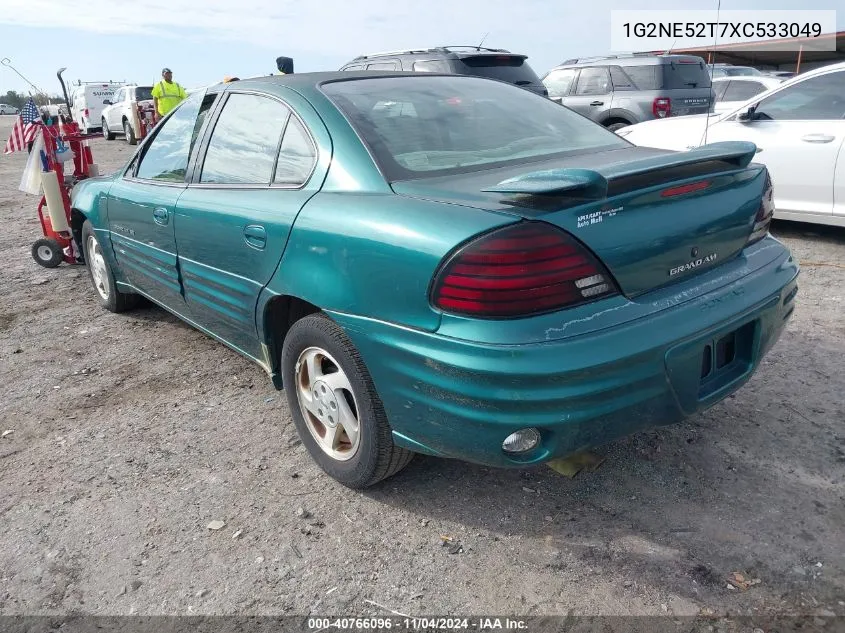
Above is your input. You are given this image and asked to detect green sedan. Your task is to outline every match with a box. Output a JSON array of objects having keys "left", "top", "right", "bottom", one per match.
[{"left": 70, "top": 72, "right": 798, "bottom": 488}]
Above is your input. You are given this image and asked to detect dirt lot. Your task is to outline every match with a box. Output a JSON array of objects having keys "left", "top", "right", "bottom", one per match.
[{"left": 0, "top": 115, "right": 843, "bottom": 620}]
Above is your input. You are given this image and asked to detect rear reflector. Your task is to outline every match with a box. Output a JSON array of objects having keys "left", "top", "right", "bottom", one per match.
[
  {"left": 661, "top": 180, "right": 711, "bottom": 197},
  {"left": 431, "top": 223, "right": 619, "bottom": 318}
]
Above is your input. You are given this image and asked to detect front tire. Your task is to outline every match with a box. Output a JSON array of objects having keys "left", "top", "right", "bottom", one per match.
[
  {"left": 81, "top": 220, "right": 139, "bottom": 313},
  {"left": 123, "top": 119, "right": 137, "bottom": 145},
  {"left": 282, "top": 314, "right": 413, "bottom": 489},
  {"left": 102, "top": 118, "right": 115, "bottom": 140}
]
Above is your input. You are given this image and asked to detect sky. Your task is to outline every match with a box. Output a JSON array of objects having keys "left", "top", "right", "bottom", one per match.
[{"left": 0, "top": 0, "right": 842, "bottom": 96}]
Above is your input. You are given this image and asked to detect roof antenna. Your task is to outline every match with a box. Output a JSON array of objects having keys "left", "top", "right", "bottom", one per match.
[
  {"left": 477, "top": 32, "right": 489, "bottom": 50},
  {"left": 664, "top": 38, "right": 678, "bottom": 55},
  {"left": 703, "top": 0, "right": 721, "bottom": 146}
]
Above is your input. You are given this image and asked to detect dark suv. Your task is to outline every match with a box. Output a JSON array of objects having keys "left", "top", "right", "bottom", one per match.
[
  {"left": 542, "top": 54, "right": 713, "bottom": 131},
  {"left": 339, "top": 46, "right": 548, "bottom": 96}
]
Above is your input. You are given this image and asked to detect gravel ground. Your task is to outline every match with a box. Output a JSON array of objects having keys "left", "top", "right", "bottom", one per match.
[{"left": 0, "top": 116, "right": 843, "bottom": 620}]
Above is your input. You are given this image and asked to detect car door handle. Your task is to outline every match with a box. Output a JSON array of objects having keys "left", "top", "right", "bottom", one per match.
[
  {"left": 589, "top": 101, "right": 604, "bottom": 106},
  {"left": 801, "top": 134, "right": 835, "bottom": 143},
  {"left": 243, "top": 224, "right": 267, "bottom": 250},
  {"left": 152, "top": 207, "right": 169, "bottom": 226}
]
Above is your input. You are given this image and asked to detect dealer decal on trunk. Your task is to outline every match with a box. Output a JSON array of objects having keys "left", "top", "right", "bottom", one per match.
[
  {"left": 669, "top": 252, "right": 718, "bottom": 277},
  {"left": 577, "top": 205, "right": 623, "bottom": 228}
]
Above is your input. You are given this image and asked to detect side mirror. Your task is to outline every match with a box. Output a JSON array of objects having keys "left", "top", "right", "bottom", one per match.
[
  {"left": 103, "top": 99, "right": 111, "bottom": 105},
  {"left": 737, "top": 105, "right": 757, "bottom": 123}
]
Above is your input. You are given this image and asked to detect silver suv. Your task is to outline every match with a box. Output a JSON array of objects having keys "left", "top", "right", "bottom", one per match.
[{"left": 542, "top": 54, "right": 713, "bottom": 131}]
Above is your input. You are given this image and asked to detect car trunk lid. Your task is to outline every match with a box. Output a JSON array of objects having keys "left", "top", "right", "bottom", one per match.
[{"left": 391, "top": 141, "right": 766, "bottom": 297}]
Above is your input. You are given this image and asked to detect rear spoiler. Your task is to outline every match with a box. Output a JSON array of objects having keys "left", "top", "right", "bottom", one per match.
[{"left": 482, "top": 141, "right": 758, "bottom": 197}]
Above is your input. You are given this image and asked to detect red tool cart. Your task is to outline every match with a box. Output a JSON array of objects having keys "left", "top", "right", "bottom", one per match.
[{"left": 30, "top": 120, "right": 100, "bottom": 268}]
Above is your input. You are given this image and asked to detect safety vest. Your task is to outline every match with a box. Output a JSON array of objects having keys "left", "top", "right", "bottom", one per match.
[{"left": 153, "top": 80, "right": 186, "bottom": 116}]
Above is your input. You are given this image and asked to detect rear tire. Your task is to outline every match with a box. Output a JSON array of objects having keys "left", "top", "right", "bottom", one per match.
[
  {"left": 81, "top": 220, "right": 139, "bottom": 313},
  {"left": 282, "top": 313, "right": 414, "bottom": 489},
  {"left": 607, "top": 122, "right": 630, "bottom": 132},
  {"left": 31, "top": 238, "right": 64, "bottom": 268},
  {"left": 102, "top": 118, "right": 115, "bottom": 140},
  {"left": 123, "top": 119, "right": 137, "bottom": 145}
]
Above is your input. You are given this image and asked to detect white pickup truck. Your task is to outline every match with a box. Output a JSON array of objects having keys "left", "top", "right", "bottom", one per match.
[{"left": 101, "top": 84, "right": 154, "bottom": 144}]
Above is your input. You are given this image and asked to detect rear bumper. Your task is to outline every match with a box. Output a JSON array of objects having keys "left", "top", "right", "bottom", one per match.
[{"left": 331, "top": 242, "right": 798, "bottom": 467}]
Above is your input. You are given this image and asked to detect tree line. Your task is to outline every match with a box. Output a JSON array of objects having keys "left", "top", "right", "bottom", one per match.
[{"left": 2, "top": 91, "right": 66, "bottom": 108}]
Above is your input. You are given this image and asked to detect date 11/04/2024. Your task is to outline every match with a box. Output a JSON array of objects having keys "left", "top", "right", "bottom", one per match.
[
  {"left": 622, "top": 21, "right": 823, "bottom": 39},
  {"left": 307, "top": 617, "right": 529, "bottom": 630}
]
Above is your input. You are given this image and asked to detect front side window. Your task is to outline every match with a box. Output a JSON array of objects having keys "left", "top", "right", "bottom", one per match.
[
  {"left": 574, "top": 68, "right": 610, "bottom": 96},
  {"left": 754, "top": 71, "right": 845, "bottom": 121},
  {"left": 135, "top": 90, "right": 208, "bottom": 182},
  {"left": 200, "top": 93, "right": 291, "bottom": 185},
  {"left": 322, "top": 75, "right": 627, "bottom": 180},
  {"left": 543, "top": 69, "right": 577, "bottom": 98}
]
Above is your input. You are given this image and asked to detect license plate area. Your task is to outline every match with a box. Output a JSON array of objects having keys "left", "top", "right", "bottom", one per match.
[{"left": 698, "top": 321, "right": 755, "bottom": 398}]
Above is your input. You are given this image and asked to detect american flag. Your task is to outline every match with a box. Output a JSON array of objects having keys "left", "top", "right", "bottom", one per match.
[{"left": 3, "top": 98, "right": 40, "bottom": 154}]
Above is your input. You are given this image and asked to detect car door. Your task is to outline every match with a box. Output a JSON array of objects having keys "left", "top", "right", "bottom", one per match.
[
  {"left": 563, "top": 67, "right": 611, "bottom": 121},
  {"left": 107, "top": 89, "right": 216, "bottom": 311},
  {"left": 173, "top": 89, "right": 324, "bottom": 358},
  {"left": 705, "top": 69, "right": 845, "bottom": 219}
]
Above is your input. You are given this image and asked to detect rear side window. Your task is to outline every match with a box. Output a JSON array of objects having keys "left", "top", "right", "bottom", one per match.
[
  {"left": 662, "top": 60, "right": 712, "bottom": 89},
  {"left": 136, "top": 86, "right": 153, "bottom": 101},
  {"left": 454, "top": 55, "right": 542, "bottom": 86},
  {"left": 723, "top": 80, "right": 766, "bottom": 101},
  {"left": 412, "top": 60, "right": 451, "bottom": 73},
  {"left": 343, "top": 64, "right": 365, "bottom": 71},
  {"left": 609, "top": 66, "right": 636, "bottom": 90},
  {"left": 200, "top": 93, "right": 290, "bottom": 184},
  {"left": 274, "top": 117, "right": 317, "bottom": 186},
  {"left": 620, "top": 65, "right": 661, "bottom": 90}
]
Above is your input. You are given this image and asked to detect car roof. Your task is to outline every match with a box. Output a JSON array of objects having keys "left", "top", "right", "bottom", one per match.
[
  {"left": 344, "top": 46, "right": 519, "bottom": 62},
  {"left": 551, "top": 54, "right": 705, "bottom": 69},
  {"left": 209, "top": 70, "right": 458, "bottom": 93}
]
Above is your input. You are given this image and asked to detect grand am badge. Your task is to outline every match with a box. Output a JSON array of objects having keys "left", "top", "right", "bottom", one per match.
[{"left": 669, "top": 252, "right": 718, "bottom": 277}]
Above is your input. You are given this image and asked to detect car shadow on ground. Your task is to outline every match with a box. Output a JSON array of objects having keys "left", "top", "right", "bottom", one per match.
[{"left": 771, "top": 220, "right": 845, "bottom": 244}]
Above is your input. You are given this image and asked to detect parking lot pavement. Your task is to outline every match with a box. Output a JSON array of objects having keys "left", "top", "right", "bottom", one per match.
[{"left": 0, "top": 117, "right": 843, "bottom": 618}]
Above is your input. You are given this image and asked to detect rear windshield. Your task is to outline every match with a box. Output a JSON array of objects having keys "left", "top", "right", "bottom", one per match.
[
  {"left": 662, "top": 60, "right": 712, "bottom": 88},
  {"left": 136, "top": 86, "right": 153, "bottom": 101},
  {"left": 453, "top": 55, "right": 543, "bottom": 87},
  {"left": 322, "top": 75, "right": 627, "bottom": 181}
]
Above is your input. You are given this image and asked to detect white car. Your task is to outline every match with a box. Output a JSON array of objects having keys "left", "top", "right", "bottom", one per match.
[
  {"left": 0, "top": 103, "right": 19, "bottom": 115},
  {"left": 711, "top": 76, "right": 784, "bottom": 115},
  {"left": 101, "top": 84, "right": 154, "bottom": 144},
  {"left": 617, "top": 62, "right": 845, "bottom": 228}
]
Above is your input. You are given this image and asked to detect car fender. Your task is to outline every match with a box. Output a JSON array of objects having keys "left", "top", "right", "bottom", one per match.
[{"left": 70, "top": 175, "right": 122, "bottom": 272}]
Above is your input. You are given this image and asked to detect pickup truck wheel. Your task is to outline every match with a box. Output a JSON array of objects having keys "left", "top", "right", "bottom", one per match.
[
  {"left": 607, "top": 122, "right": 630, "bottom": 132},
  {"left": 102, "top": 118, "right": 115, "bottom": 140},
  {"left": 81, "top": 220, "right": 139, "bottom": 313},
  {"left": 123, "top": 119, "right": 137, "bottom": 145},
  {"left": 282, "top": 314, "right": 414, "bottom": 489}
]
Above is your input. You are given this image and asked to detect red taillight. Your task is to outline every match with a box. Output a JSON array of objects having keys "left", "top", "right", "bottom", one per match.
[
  {"left": 84, "top": 108, "right": 89, "bottom": 118},
  {"left": 652, "top": 97, "right": 671, "bottom": 118},
  {"left": 747, "top": 171, "right": 774, "bottom": 246},
  {"left": 431, "top": 223, "right": 618, "bottom": 318},
  {"left": 661, "top": 180, "right": 711, "bottom": 197}
]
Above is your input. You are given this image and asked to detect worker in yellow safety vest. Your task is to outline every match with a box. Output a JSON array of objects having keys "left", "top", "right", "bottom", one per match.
[{"left": 151, "top": 68, "right": 187, "bottom": 117}]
